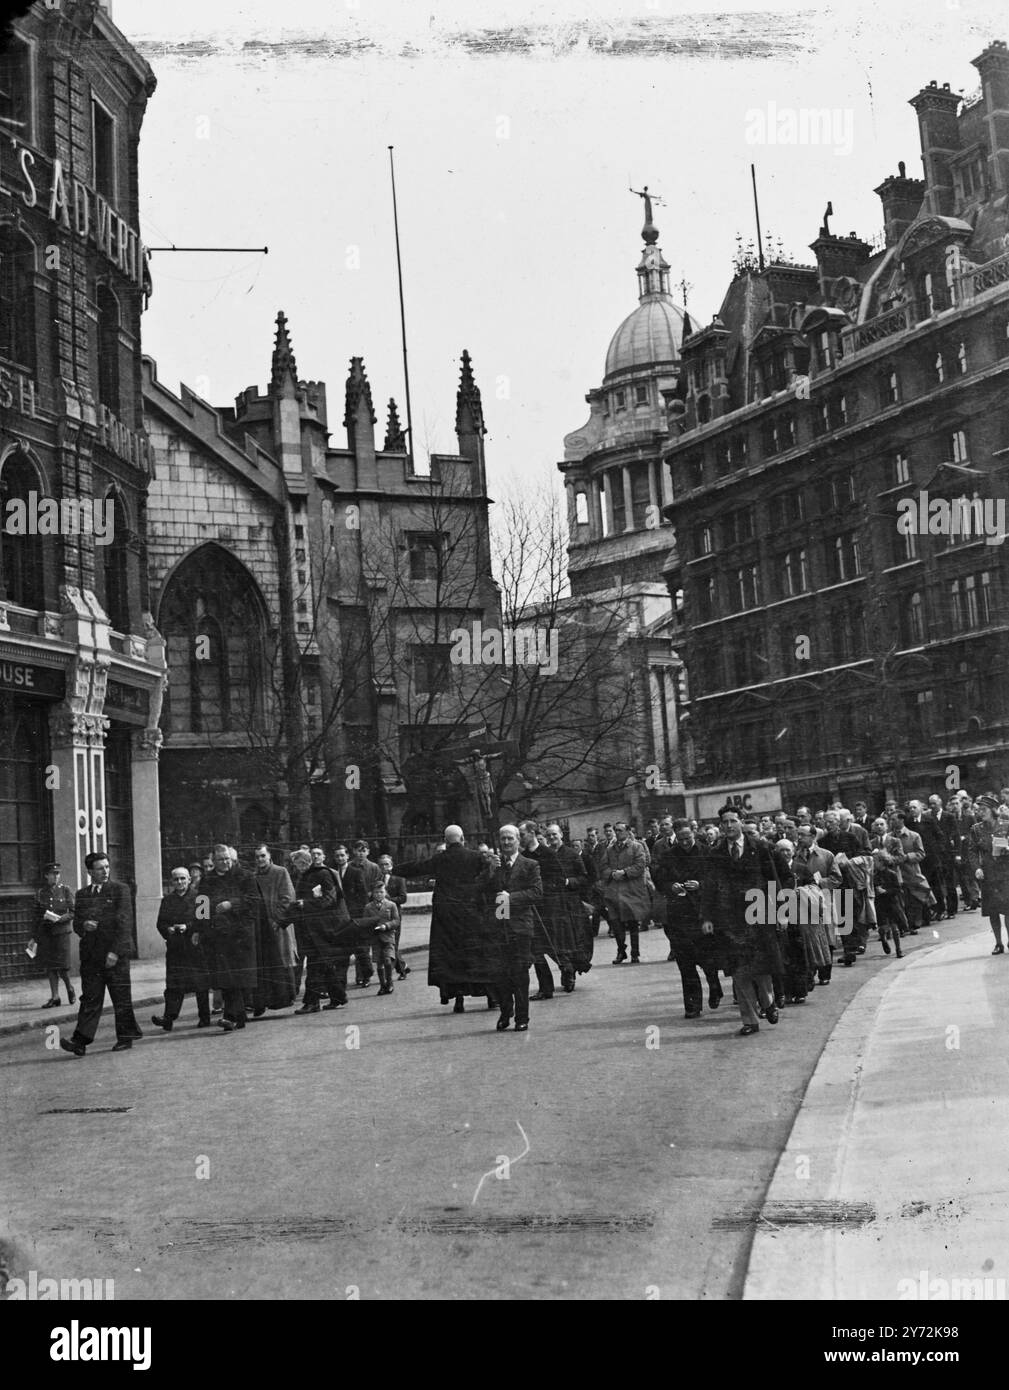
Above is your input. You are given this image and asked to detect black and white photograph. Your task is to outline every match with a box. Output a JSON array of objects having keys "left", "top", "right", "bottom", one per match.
[{"left": 0, "top": 0, "right": 1007, "bottom": 1336}]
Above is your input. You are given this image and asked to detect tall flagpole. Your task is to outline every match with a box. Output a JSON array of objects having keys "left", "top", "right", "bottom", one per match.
[
  {"left": 751, "top": 163, "right": 766, "bottom": 271},
  {"left": 388, "top": 146, "right": 415, "bottom": 469}
]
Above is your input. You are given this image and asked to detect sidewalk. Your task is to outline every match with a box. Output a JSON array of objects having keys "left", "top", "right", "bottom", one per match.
[
  {"left": 744, "top": 917, "right": 1009, "bottom": 1299},
  {"left": 0, "top": 909, "right": 430, "bottom": 1039}
]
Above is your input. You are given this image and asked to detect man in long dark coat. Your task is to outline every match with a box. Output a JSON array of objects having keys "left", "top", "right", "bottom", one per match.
[
  {"left": 654, "top": 820, "right": 723, "bottom": 1017},
  {"left": 476, "top": 824, "right": 544, "bottom": 1032},
  {"left": 200, "top": 844, "right": 259, "bottom": 1032},
  {"left": 151, "top": 866, "right": 211, "bottom": 1031},
  {"left": 394, "top": 825, "right": 487, "bottom": 1012},
  {"left": 541, "top": 823, "right": 593, "bottom": 991},
  {"left": 700, "top": 810, "right": 783, "bottom": 1036},
  {"left": 250, "top": 844, "right": 297, "bottom": 1014}
]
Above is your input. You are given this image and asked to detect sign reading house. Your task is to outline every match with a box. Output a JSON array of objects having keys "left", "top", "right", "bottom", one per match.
[{"left": 0, "top": 658, "right": 66, "bottom": 700}]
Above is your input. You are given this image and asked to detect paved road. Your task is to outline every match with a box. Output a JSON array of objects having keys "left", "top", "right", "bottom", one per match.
[{"left": 0, "top": 915, "right": 984, "bottom": 1300}]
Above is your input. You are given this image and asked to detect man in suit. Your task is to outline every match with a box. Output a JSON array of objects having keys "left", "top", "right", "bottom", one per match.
[
  {"left": 654, "top": 820, "right": 721, "bottom": 1017},
  {"left": 343, "top": 840, "right": 383, "bottom": 986},
  {"left": 851, "top": 801, "right": 872, "bottom": 834},
  {"left": 950, "top": 795, "right": 981, "bottom": 911},
  {"left": 395, "top": 826, "right": 489, "bottom": 1012},
  {"left": 201, "top": 843, "right": 259, "bottom": 1031},
  {"left": 700, "top": 811, "right": 783, "bottom": 1036},
  {"left": 60, "top": 851, "right": 141, "bottom": 1057},
  {"left": 479, "top": 824, "right": 543, "bottom": 1032},
  {"left": 518, "top": 820, "right": 559, "bottom": 1000},
  {"left": 905, "top": 799, "right": 945, "bottom": 923},
  {"left": 926, "top": 793, "right": 960, "bottom": 918},
  {"left": 377, "top": 853, "right": 410, "bottom": 980},
  {"left": 600, "top": 822, "right": 652, "bottom": 964}
]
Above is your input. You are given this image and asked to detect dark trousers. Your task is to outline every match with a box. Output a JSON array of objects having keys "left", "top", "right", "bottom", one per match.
[
  {"left": 72, "top": 958, "right": 140, "bottom": 1045},
  {"left": 353, "top": 942, "right": 374, "bottom": 984},
  {"left": 497, "top": 967, "right": 531, "bottom": 1027},
  {"left": 674, "top": 939, "right": 720, "bottom": 1013},
  {"left": 955, "top": 860, "right": 980, "bottom": 907},
  {"left": 734, "top": 971, "right": 773, "bottom": 1027},
  {"left": 939, "top": 859, "right": 959, "bottom": 915},
  {"left": 221, "top": 987, "right": 248, "bottom": 1026},
  {"left": 304, "top": 953, "right": 349, "bottom": 1006},
  {"left": 841, "top": 918, "right": 868, "bottom": 963},
  {"left": 923, "top": 861, "right": 951, "bottom": 918},
  {"left": 612, "top": 920, "right": 640, "bottom": 959},
  {"left": 533, "top": 960, "right": 555, "bottom": 997},
  {"left": 164, "top": 987, "right": 211, "bottom": 1024}
]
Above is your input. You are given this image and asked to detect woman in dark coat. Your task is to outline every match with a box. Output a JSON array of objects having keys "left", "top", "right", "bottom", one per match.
[
  {"left": 34, "top": 863, "right": 76, "bottom": 1007},
  {"left": 199, "top": 844, "right": 259, "bottom": 1030},
  {"left": 772, "top": 841, "right": 810, "bottom": 1005}
]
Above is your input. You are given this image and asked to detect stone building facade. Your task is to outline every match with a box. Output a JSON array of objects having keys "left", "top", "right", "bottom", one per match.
[
  {"left": 664, "top": 42, "right": 1009, "bottom": 815},
  {"left": 0, "top": 1, "right": 166, "bottom": 974},
  {"left": 145, "top": 314, "right": 500, "bottom": 856}
]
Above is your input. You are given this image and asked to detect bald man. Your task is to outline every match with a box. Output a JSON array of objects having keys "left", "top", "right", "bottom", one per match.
[{"left": 394, "top": 826, "right": 491, "bottom": 1013}]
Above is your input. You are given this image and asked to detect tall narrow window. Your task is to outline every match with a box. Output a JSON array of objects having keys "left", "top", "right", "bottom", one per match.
[
  {"left": 102, "top": 491, "right": 130, "bottom": 633},
  {"left": 91, "top": 96, "right": 116, "bottom": 202},
  {"left": 96, "top": 284, "right": 121, "bottom": 414},
  {"left": 894, "top": 452, "right": 910, "bottom": 486},
  {"left": 951, "top": 429, "right": 969, "bottom": 464},
  {"left": 935, "top": 351, "right": 945, "bottom": 385},
  {"left": 0, "top": 450, "right": 45, "bottom": 608},
  {"left": 574, "top": 491, "right": 589, "bottom": 525},
  {"left": 957, "top": 341, "right": 968, "bottom": 375},
  {"left": 0, "top": 228, "right": 36, "bottom": 371},
  {"left": 0, "top": 34, "right": 32, "bottom": 138}
]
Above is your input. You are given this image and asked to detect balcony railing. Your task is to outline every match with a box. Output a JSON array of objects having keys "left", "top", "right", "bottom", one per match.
[
  {"left": 956, "top": 249, "right": 1009, "bottom": 304},
  {"left": 841, "top": 303, "right": 911, "bottom": 355}
]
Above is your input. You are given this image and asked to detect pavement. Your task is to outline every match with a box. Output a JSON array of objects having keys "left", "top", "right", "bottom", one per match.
[
  {"left": 744, "top": 912, "right": 1009, "bottom": 1300},
  {"left": 0, "top": 906, "right": 432, "bottom": 1038},
  {"left": 0, "top": 909, "right": 997, "bottom": 1300}
]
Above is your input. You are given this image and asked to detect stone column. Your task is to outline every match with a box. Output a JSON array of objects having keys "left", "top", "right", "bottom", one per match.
[
  {"left": 48, "top": 708, "right": 109, "bottom": 892},
  {"left": 130, "top": 728, "right": 164, "bottom": 960},
  {"left": 589, "top": 475, "right": 603, "bottom": 538},
  {"left": 647, "top": 460, "right": 659, "bottom": 516},
  {"left": 602, "top": 472, "right": 614, "bottom": 538},
  {"left": 660, "top": 458, "right": 673, "bottom": 508},
  {"left": 622, "top": 465, "right": 635, "bottom": 532}
]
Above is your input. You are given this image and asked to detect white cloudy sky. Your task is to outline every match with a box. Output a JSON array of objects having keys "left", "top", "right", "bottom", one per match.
[{"left": 113, "top": 0, "right": 1007, "bottom": 495}]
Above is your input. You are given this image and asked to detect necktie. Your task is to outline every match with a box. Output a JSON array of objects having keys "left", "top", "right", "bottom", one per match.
[{"left": 731, "top": 842, "right": 740, "bottom": 861}]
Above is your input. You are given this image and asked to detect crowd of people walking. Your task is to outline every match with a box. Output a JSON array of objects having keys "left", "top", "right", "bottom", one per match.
[{"left": 33, "top": 788, "right": 1009, "bottom": 1054}]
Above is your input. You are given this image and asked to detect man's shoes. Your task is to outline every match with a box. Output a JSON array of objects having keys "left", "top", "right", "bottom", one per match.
[
  {"left": 59, "top": 1038, "right": 86, "bottom": 1057},
  {"left": 561, "top": 972, "right": 575, "bottom": 992},
  {"left": 514, "top": 1022, "right": 529, "bottom": 1032},
  {"left": 453, "top": 997, "right": 465, "bottom": 1013},
  {"left": 253, "top": 1007, "right": 266, "bottom": 1019},
  {"left": 323, "top": 999, "right": 346, "bottom": 1010},
  {"left": 496, "top": 1016, "right": 512, "bottom": 1031},
  {"left": 629, "top": 957, "right": 641, "bottom": 964},
  {"left": 993, "top": 944, "right": 1005, "bottom": 955},
  {"left": 708, "top": 985, "right": 723, "bottom": 1009},
  {"left": 843, "top": 957, "right": 854, "bottom": 966},
  {"left": 196, "top": 1019, "right": 212, "bottom": 1027},
  {"left": 613, "top": 952, "right": 627, "bottom": 965},
  {"left": 376, "top": 985, "right": 391, "bottom": 996},
  {"left": 684, "top": 1009, "right": 702, "bottom": 1019},
  {"left": 216, "top": 1018, "right": 236, "bottom": 1031},
  {"left": 211, "top": 1006, "right": 223, "bottom": 1015},
  {"left": 881, "top": 939, "right": 891, "bottom": 955},
  {"left": 151, "top": 1015, "right": 173, "bottom": 1031},
  {"left": 765, "top": 1005, "right": 779, "bottom": 1025},
  {"left": 736, "top": 1024, "right": 759, "bottom": 1036},
  {"left": 111, "top": 1040, "right": 133, "bottom": 1051},
  {"left": 294, "top": 1003, "right": 320, "bottom": 1014},
  {"left": 909, "top": 928, "right": 918, "bottom": 935},
  {"left": 42, "top": 998, "right": 60, "bottom": 1008},
  {"left": 531, "top": 990, "right": 553, "bottom": 1001},
  {"left": 666, "top": 950, "right": 676, "bottom": 961},
  {"left": 66, "top": 985, "right": 76, "bottom": 1004}
]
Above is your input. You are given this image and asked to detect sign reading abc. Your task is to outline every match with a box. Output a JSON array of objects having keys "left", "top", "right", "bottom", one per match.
[{"left": 695, "top": 782, "right": 783, "bottom": 821}]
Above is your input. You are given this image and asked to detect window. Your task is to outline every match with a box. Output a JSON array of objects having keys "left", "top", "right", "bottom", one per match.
[
  {"left": 894, "top": 452, "right": 911, "bottom": 487},
  {"left": 0, "top": 228, "right": 36, "bottom": 371},
  {"left": 827, "top": 533, "right": 861, "bottom": 583},
  {"left": 733, "top": 564, "right": 760, "bottom": 610},
  {"left": 724, "top": 507, "right": 755, "bottom": 547},
  {"left": 96, "top": 284, "right": 121, "bottom": 414},
  {"left": 574, "top": 491, "right": 589, "bottom": 525},
  {"left": 294, "top": 525, "right": 305, "bottom": 541},
  {"left": 776, "top": 490, "right": 806, "bottom": 526},
  {"left": 776, "top": 548, "right": 808, "bottom": 597},
  {"left": 412, "top": 644, "right": 451, "bottom": 695},
  {"left": 935, "top": 351, "right": 945, "bottom": 385},
  {"left": 0, "top": 701, "right": 50, "bottom": 891},
  {"left": 914, "top": 689, "right": 935, "bottom": 739},
  {"left": 696, "top": 394, "right": 712, "bottom": 424},
  {"left": 923, "top": 273, "right": 935, "bottom": 316},
  {"left": 635, "top": 384, "right": 648, "bottom": 405},
  {"left": 683, "top": 454, "right": 704, "bottom": 490},
  {"left": 407, "top": 532, "right": 443, "bottom": 582},
  {"left": 696, "top": 573, "right": 717, "bottom": 621},
  {"left": 693, "top": 523, "right": 713, "bottom": 557},
  {"left": 102, "top": 491, "right": 130, "bottom": 632},
  {"left": 950, "top": 575, "right": 989, "bottom": 631},
  {"left": 821, "top": 471, "right": 856, "bottom": 513},
  {"left": 880, "top": 368, "right": 900, "bottom": 408},
  {"left": 957, "top": 341, "right": 968, "bottom": 375},
  {"left": 614, "top": 389, "right": 626, "bottom": 411},
  {"left": 0, "top": 449, "right": 45, "bottom": 608},
  {"left": 91, "top": 96, "right": 116, "bottom": 202},
  {"left": 903, "top": 591, "right": 925, "bottom": 645},
  {"left": 896, "top": 522, "right": 918, "bottom": 563},
  {"left": 762, "top": 413, "right": 795, "bottom": 455},
  {"left": 950, "top": 429, "right": 969, "bottom": 464},
  {"left": 715, "top": 441, "right": 734, "bottom": 475},
  {"left": 0, "top": 34, "right": 31, "bottom": 139}
]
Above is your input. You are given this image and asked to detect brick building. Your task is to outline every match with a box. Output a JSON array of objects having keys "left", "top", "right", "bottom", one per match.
[
  {"left": 664, "top": 42, "right": 1009, "bottom": 816},
  {"left": 0, "top": 2, "right": 166, "bottom": 973},
  {"left": 554, "top": 197, "right": 686, "bottom": 826},
  {"left": 145, "top": 314, "right": 500, "bottom": 856}
]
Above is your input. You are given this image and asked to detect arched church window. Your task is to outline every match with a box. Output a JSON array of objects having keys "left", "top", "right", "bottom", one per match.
[
  {"left": 0, "top": 449, "right": 45, "bottom": 608},
  {"left": 0, "top": 228, "right": 37, "bottom": 371}
]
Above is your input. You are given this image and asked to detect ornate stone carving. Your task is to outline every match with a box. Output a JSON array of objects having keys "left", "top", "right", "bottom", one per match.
[{"left": 132, "top": 728, "right": 163, "bottom": 761}]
